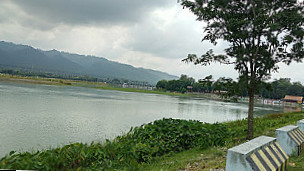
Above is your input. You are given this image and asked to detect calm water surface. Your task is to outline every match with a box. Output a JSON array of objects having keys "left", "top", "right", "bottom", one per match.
[{"left": 0, "top": 81, "right": 286, "bottom": 156}]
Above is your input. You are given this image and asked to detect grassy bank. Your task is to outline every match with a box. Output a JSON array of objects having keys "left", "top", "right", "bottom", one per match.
[
  {"left": 0, "top": 73, "right": 232, "bottom": 100},
  {"left": 0, "top": 112, "right": 304, "bottom": 170},
  {"left": 0, "top": 73, "right": 193, "bottom": 97},
  {"left": 0, "top": 73, "right": 239, "bottom": 101}
]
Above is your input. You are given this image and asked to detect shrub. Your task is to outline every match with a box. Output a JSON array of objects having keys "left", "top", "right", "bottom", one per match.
[
  {"left": 0, "top": 118, "right": 228, "bottom": 170},
  {"left": 124, "top": 118, "right": 228, "bottom": 155}
]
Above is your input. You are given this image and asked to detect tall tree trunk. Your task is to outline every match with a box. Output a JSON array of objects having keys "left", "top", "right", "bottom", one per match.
[{"left": 247, "top": 86, "right": 255, "bottom": 140}]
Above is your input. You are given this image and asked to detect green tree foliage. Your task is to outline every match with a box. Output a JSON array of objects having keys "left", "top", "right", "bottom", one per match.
[
  {"left": 156, "top": 75, "right": 239, "bottom": 97},
  {"left": 156, "top": 75, "right": 196, "bottom": 93},
  {"left": 0, "top": 68, "right": 153, "bottom": 86},
  {"left": 156, "top": 75, "right": 304, "bottom": 99},
  {"left": 258, "top": 81, "right": 273, "bottom": 99},
  {"left": 274, "top": 78, "right": 293, "bottom": 98},
  {"left": 181, "top": 0, "right": 304, "bottom": 139},
  {"left": 259, "top": 78, "right": 304, "bottom": 99},
  {"left": 198, "top": 75, "right": 213, "bottom": 92},
  {"left": 287, "top": 82, "right": 304, "bottom": 96},
  {"left": 0, "top": 68, "right": 98, "bottom": 82},
  {"left": 213, "top": 77, "right": 238, "bottom": 98},
  {"left": 192, "top": 82, "right": 206, "bottom": 92},
  {"left": 156, "top": 80, "right": 168, "bottom": 89}
]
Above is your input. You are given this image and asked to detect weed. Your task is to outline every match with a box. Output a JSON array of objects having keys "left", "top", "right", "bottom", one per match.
[
  {"left": 0, "top": 118, "right": 227, "bottom": 170},
  {"left": 1, "top": 112, "right": 303, "bottom": 170}
]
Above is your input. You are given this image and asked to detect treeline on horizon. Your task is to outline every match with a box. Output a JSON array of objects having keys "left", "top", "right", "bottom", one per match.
[
  {"left": 1, "top": 68, "right": 303, "bottom": 99},
  {"left": 156, "top": 75, "right": 304, "bottom": 99},
  {"left": 0, "top": 68, "right": 151, "bottom": 86}
]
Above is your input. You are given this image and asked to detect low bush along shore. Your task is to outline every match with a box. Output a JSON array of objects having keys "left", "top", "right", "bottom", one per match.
[{"left": 0, "top": 112, "right": 304, "bottom": 170}]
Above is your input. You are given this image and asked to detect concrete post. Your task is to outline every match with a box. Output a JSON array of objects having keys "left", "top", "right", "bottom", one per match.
[
  {"left": 226, "top": 136, "right": 288, "bottom": 171},
  {"left": 276, "top": 125, "right": 304, "bottom": 156},
  {"left": 297, "top": 119, "right": 304, "bottom": 132}
]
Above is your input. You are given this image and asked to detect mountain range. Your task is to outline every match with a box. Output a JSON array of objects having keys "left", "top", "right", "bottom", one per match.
[{"left": 0, "top": 41, "right": 178, "bottom": 84}]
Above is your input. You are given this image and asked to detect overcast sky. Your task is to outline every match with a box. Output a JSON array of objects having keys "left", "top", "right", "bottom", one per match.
[{"left": 1, "top": 0, "right": 303, "bottom": 83}]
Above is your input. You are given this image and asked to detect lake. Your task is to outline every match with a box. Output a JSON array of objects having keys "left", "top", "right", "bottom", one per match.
[{"left": 0, "top": 81, "right": 286, "bottom": 156}]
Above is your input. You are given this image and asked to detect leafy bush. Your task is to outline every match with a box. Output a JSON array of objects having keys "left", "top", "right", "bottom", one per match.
[
  {"left": 124, "top": 118, "right": 228, "bottom": 155},
  {"left": 0, "top": 118, "right": 228, "bottom": 170}
]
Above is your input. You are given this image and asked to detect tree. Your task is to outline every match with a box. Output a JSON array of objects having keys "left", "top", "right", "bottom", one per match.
[
  {"left": 213, "top": 77, "right": 226, "bottom": 94},
  {"left": 272, "top": 78, "right": 292, "bottom": 99},
  {"left": 181, "top": 0, "right": 304, "bottom": 139},
  {"left": 287, "top": 82, "right": 304, "bottom": 96},
  {"left": 179, "top": 74, "right": 195, "bottom": 84},
  {"left": 198, "top": 75, "right": 213, "bottom": 92},
  {"left": 257, "top": 81, "right": 273, "bottom": 99},
  {"left": 213, "top": 77, "right": 238, "bottom": 98},
  {"left": 156, "top": 80, "right": 168, "bottom": 89},
  {"left": 192, "top": 82, "right": 205, "bottom": 92}
]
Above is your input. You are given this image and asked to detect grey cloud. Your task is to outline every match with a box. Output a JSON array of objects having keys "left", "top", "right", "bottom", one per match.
[
  {"left": 0, "top": 1, "right": 54, "bottom": 31},
  {"left": 124, "top": 19, "right": 226, "bottom": 59},
  {"left": 8, "top": 0, "right": 173, "bottom": 28},
  {"left": 122, "top": 22, "right": 201, "bottom": 58}
]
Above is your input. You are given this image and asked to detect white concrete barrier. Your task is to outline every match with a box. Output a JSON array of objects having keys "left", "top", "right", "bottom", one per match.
[
  {"left": 297, "top": 119, "right": 304, "bottom": 132},
  {"left": 226, "top": 136, "right": 288, "bottom": 171},
  {"left": 276, "top": 125, "right": 304, "bottom": 156}
]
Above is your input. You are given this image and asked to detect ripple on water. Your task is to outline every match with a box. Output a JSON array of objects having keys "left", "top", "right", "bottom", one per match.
[{"left": 0, "top": 81, "right": 286, "bottom": 157}]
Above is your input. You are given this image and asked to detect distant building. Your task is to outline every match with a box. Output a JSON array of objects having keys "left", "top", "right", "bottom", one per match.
[
  {"left": 121, "top": 83, "right": 154, "bottom": 90},
  {"left": 122, "top": 83, "right": 128, "bottom": 88},
  {"left": 282, "top": 95, "right": 303, "bottom": 104},
  {"left": 187, "top": 86, "right": 193, "bottom": 92}
]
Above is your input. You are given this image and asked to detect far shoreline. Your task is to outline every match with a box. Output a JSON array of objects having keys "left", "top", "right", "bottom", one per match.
[
  {"left": 0, "top": 73, "right": 225, "bottom": 99},
  {"left": 1, "top": 73, "right": 302, "bottom": 110}
]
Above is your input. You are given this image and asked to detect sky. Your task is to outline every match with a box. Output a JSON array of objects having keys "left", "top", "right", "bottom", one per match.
[{"left": 0, "top": 0, "right": 303, "bottom": 83}]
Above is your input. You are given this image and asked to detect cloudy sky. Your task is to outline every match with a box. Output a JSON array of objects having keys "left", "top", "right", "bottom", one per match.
[{"left": 1, "top": 0, "right": 303, "bottom": 83}]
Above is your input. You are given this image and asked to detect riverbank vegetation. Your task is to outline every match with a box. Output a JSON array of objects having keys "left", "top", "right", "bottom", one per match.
[
  {"left": 156, "top": 75, "right": 304, "bottom": 100},
  {"left": 2, "top": 70, "right": 304, "bottom": 101},
  {"left": 0, "top": 68, "right": 152, "bottom": 87},
  {"left": 1, "top": 112, "right": 304, "bottom": 170},
  {"left": 0, "top": 73, "right": 191, "bottom": 98},
  {"left": 0, "top": 73, "right": 216, "bottom": 99}
]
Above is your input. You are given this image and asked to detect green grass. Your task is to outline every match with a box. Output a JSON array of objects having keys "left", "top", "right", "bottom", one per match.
[
  {"left": 289, "top": 152, "right": 304, "bottom": 170},
  {"left": 0, "top": 73, "right": 194, "bottom": 97},
  {"left": 0, "top": 73, "right": 230, "bottom": 99},
  {"left": 139, "top": 146, "right": 227, "bottom": 170}
]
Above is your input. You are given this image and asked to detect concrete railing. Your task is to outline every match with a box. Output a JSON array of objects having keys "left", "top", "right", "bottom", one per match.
[
  {"left": 297, "top": 119, "right": 304, "bottom": 132},
  {"left": 276, "top": 125, "right": 304, "bottom": 156},
  {"left": 226, "top": 136, "right": 288, "bottom": 171},
  {"left": 225, "top": 119, "right": 304, "bottom": 170}
]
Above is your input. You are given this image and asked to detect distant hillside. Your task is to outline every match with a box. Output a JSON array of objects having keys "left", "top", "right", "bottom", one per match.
[{"left": 0, "top": 41, "right": 178, "bottom": 84}]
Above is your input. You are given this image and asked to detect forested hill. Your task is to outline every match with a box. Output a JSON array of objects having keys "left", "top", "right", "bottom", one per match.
[{"left": 0, "top": 41, "right": 178, "bottom": 84}]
